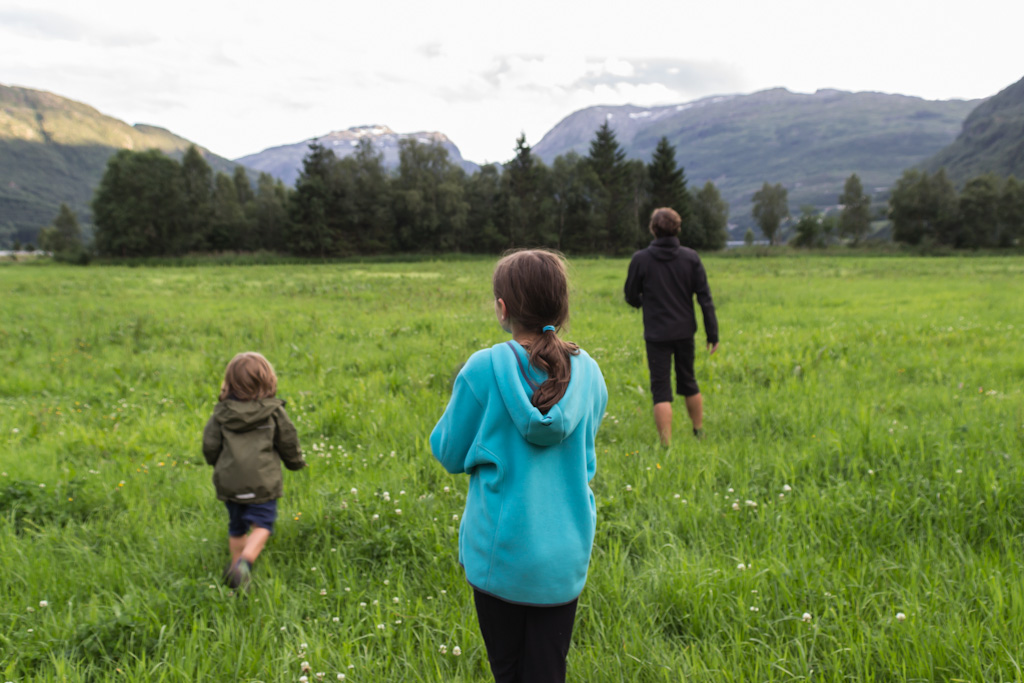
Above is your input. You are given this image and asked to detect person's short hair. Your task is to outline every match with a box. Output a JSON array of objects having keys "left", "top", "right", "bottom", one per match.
[
  {"left": 220, "top": 352, "right": 278, "bottom": 401},
  {"left": 649, "top": 207, "right": 682, "bottom": 237}
]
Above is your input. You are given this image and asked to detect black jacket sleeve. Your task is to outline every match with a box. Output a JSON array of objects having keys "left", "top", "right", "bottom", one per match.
[{"left": 624, "top": 253, "right": 644, "bottom": 309}]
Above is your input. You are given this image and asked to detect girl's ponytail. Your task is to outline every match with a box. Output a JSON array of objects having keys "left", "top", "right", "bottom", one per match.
[{"left": 493, "top": 250, "right": 580, "bottom": 414}]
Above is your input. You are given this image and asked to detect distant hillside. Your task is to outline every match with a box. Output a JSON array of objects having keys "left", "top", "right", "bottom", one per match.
[
  {"left": 236, "top": 126, "right": 480, "bottom": 186},
  {"left": 533, "top": 88, "right": 980, "bottom": 234},
  {"left": 921, "top": 75, "right": 1024, "bottom": 182},
  {"left": 0, "top": 84, "right": 241, "bottom": 246}
]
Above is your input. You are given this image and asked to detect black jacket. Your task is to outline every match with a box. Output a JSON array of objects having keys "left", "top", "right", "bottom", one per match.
[{"left": 624, "top": 236, "right": 719, "bottom": 344}]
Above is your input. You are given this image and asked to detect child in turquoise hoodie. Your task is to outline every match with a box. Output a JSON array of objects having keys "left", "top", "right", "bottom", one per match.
[{"left": 431, "top": 250, "right": 608, "bottom": 683}]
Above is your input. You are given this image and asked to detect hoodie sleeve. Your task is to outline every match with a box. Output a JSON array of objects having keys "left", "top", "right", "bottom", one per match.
[
  {"left": 430, "top": 371, "right": 485, "bottom": 475},
  {"left": 202, "top": 415, "right": 222, "bottom": 465},
  {"left": 273, "top": 407, "right": 306, "bottom": 471},
  {"left": 693, "top": 257, "right": 719, "bottom": 344},
  {"left": 623, "top": 252, "right": 644, "bottom": 309}
]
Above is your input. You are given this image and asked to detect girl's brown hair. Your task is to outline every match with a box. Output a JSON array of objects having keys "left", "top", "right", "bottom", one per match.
[
  {"left": 220, "top": 352, "right": 278, "bottom": 401},
  {"left": 493, "top": 250, "right": 579, "bottom": 414}
]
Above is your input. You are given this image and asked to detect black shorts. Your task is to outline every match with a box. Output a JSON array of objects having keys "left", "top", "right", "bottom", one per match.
[
  {"left": 645, "top": 338, "right": 699, "bottom": 403},
  {"left": 225, "top": 500, "right": 277, "bottom": 536}
]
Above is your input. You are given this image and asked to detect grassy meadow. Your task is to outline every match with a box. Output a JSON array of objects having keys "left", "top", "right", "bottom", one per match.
[{"left": 2, "top": 255, "right": 1023, "bottom": 682}]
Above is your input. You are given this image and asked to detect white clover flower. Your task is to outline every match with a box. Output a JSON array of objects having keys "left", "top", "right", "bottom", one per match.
[
  {"left": 395, "top": 509, "right": 402, "bottom": 515},
  {"left": 452, "top": 514, "right": 459, "bottom": 521},
  {"left": 443, "top": 486, "right": 450, "bottom": 493},
  {"left": 39, "top": 600, "right": 48, "bottom": 608},
  {"left": 802, "top": 612, "right": 812, "bottom": 623},
  {"left": 333, "top": 617, "right": 340, "bottom": 622},
  {"left": 392, "top": 597, "right": 400, "bottom": 604},
  {"left": 728, "top": 487, "right": 734, "bottom": 493},
  {"left": 371, "top": 514, "right": 379, "bottom": 521},
  {"left": 625, "top": 485, "right": 633, "bottom": 492},
  {"left": 896, "top": 612, "right": 906, "bottom": 622},
  {"left": 384, "top": 579, "right": 390, "bottom": 585},
  {"left": 782, "top": 484, "right": 792, "bottom": 492},
  {"left": 301, "top": 661, "right": 311, "bottom": 672},
  {"left": 299, "top": 677, "right": 308, "bottom": 683},
  {"left": 439, "top": 644, "right": 448, "bottom": 654},
  {"left": 779, "top": 493, "right": 785, "bottom": 499},
  {"left": 39, "top": 483, "right": 45, "bottom": 488},
  {"left": 320, "top": 589, "right": 327, "bottom": 596},
  {"left": 338, "top": 675, "right": 346, "bottom": 681},
  {"left": 453, "top": 646, "right": 462, "bottom": 656},
  {"left": 359, "top": 602, "right": 367, "bottom": 608},
  {"left": 745, "top": 500, "right": 757, "bottom": 507},
  {"left": 737, "top": 563, "right": 746, "bottom": 571},
  {"left": 373, "top": 600, "right": 379, "bottom": 606},
  {"left": 673, "top": 494, "right": 680, "bottom": 499},
  {"left": 350, "top": 488, "right": 358, "bottom": 495},
  {"left": 376, "top": 623, "right": 385, "bottom": 630},
  {"left": 301, "top": 643, "right": 308, "bottom": 649},
  {"left": 732, "top": 502, "right": 740, "bottom": 511},
  {"left": 750, "top": 606, "right": 759, "bottom": 612}
]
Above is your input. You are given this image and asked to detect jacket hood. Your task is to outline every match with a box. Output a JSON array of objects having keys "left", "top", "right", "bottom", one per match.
[
  {"left": 649, "top": 236, "right": 682, "bottom": 261},
  {"left": 491, "top": 342, "right": 591, "bottom": 447},
  {"left": 214, "top": 398, "right": 285, "bottom": 432}
]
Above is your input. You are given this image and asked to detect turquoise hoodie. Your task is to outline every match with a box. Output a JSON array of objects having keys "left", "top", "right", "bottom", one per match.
[{"left": 430, "top": 340, "right": 608, "bottom": 605}]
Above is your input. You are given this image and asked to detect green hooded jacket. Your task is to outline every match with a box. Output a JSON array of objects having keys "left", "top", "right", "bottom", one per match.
[{"left": 202, "top": 398, "right": 305, "bottom": 504}]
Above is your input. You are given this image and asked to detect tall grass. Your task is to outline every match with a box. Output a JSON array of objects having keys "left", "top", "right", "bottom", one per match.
[{"left": 1, "top": 256, "right": 1023, "bottom": 681}]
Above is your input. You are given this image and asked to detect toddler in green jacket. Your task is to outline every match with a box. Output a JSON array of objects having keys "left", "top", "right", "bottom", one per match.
[{"left": 202, "top": 352, "right": 306, "bottom": 590}]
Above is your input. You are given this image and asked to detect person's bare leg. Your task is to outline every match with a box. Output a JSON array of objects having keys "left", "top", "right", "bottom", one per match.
[
  {"left": 653, "top": 402, "right": 673, "bottom": 446},
  {"left": 241, "top": 526, "right": 271, "bottom": 564},
  {"left": 685, "top": 393, "right": 703, "bottom": 432},
  {"left": 229, "top": 535, "right": 247, "bottom": 564}
]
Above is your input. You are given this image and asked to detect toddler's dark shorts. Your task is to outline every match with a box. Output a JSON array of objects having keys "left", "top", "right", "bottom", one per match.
[
  {"left": 645, "top": 338, "right": 699, "bottom": 403},
  {"left": 225, "top": 500, "right": 278, "bottom": 536}
]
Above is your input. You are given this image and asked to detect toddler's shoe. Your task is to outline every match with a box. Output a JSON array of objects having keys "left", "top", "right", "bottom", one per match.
[{"left": 224, "top": 559, "right": 253, "bottom": 591}]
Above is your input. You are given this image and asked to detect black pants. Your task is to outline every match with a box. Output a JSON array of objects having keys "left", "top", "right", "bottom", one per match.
[{"left": 473, "top": 589, "right": 579, "bottom": 683}]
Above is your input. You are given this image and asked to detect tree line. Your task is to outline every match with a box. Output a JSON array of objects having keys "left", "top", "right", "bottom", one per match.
[{"left": 87, "top": 123, "right": 729, "bottom": 258}]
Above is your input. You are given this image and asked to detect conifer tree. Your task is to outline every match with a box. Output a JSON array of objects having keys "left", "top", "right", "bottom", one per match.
[
  {"left": 838, "top": 173, "right": 871, "bottom": 245},
  {"left": 646, "top": 137, "right": 692, "bottom": 244},
  {"left": 587, "top": 121, "right": 632, "bottom": 251}
]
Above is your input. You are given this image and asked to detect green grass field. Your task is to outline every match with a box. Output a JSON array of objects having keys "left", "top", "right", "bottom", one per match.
[{"left": 2, "top": 255, "right": 1023, "bottom": 682}]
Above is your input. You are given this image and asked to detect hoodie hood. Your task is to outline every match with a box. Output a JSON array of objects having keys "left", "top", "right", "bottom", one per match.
[
  {"left": 649, "top": 235, "right": 682, "bottom": 261},
  {"left": 491, "top": 341, "right": 590, "bottom": 447},
  {"left": 214, "top": 398, "right": 286, "bottom": 432}
]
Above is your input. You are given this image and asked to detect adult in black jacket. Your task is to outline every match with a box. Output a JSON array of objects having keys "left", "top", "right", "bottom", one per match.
[{"left": 624, "top": 207, "right": 719, "bottom": 445}]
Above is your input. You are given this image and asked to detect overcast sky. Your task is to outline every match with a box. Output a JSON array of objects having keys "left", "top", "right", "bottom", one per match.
[{"left": 2, "top": 0, "right": 1022, "bottom": 164}]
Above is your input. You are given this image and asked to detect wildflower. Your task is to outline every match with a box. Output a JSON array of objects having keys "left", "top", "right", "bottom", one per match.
[
  {"left": 299, "top": 677, "right": 308, "bottom": 683},
  {"left": 376, "top": 623, "right": 385, "bottom": 630},
  {"left": 39, "top": 483, "right": 45, "bottom": 488},
  {"left": 320, "top": 589, "right": 327, "bottom": 596},
  {"left": 338, "top": 675, "right": 346, "bottom": 681},
  {"left": 673, "top": 494, "right": 680, "bottom": 499},
  {"left": 452, "top": 514, "right": 459, "bottom": 521},
  {"left": 896, "top": 612, "right": 906, "bottom": 622},
  {"left": 782, "top": 484, "right": 792, "bottom": 492},
  {"left": 359, "top": 602, "right": 367, "bottom": 608},
  {"left": 750, "top": 606, "right": 759, "bottom": 612},
  {"left": 302, "top": 661, "right": 312, "bottom": 672},
  {"left": 333, "top": 617, "right": 340, "bottom": 623},
  {"left": 350, "top": 488, "right": 358, "bottom": 495},
  {"left": 625, "top": 485, "right": 633, "bottom": 492},
  {"left": 395, "top": 509, "right": 402, "bottom": 515},
  {"left": 444, "top": 486, "right": 450, "bottom": 493},
  {"left": 392, "top": 597, "right": 400, "bottom": 604},
  {"left": 39, "top": 600, "right": 48, "bottom": 608},
  {"left": 802, "top": 612, "right": 812, "bottom": 623},
  {"left": 372, "top": 514, "right": 380, "bottom": 521},
  {"left": 737, "top": 563, "right": 746, "bottom": 571},
  {"left": 732, "top": 502, "right": 740, "bottom": 511},
  {"left": 453, "top": 646, "right": 462, "bottom": 656},
  {"left": 745, "top": 500, "right": 757, "bottom": 507},
  {"left": 439, "top": 644, "right": 448, "bottom": 654}
]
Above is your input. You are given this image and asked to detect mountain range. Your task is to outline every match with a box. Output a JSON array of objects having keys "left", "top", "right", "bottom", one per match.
[
  {"left": 532, "top": 88, "right": 980, "bottom": 230},
  {"left": 3, "top": 76, "right": 1024, "bottom": 247},
  {"left": 921, "top": 75, "right": 1024, "bottom": 182},
  {"left": 236, "top": 126, "right": 479, "bottom": 186},
  {"left": 0, "top": 84, "right": 244, "bottom": 244}
]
